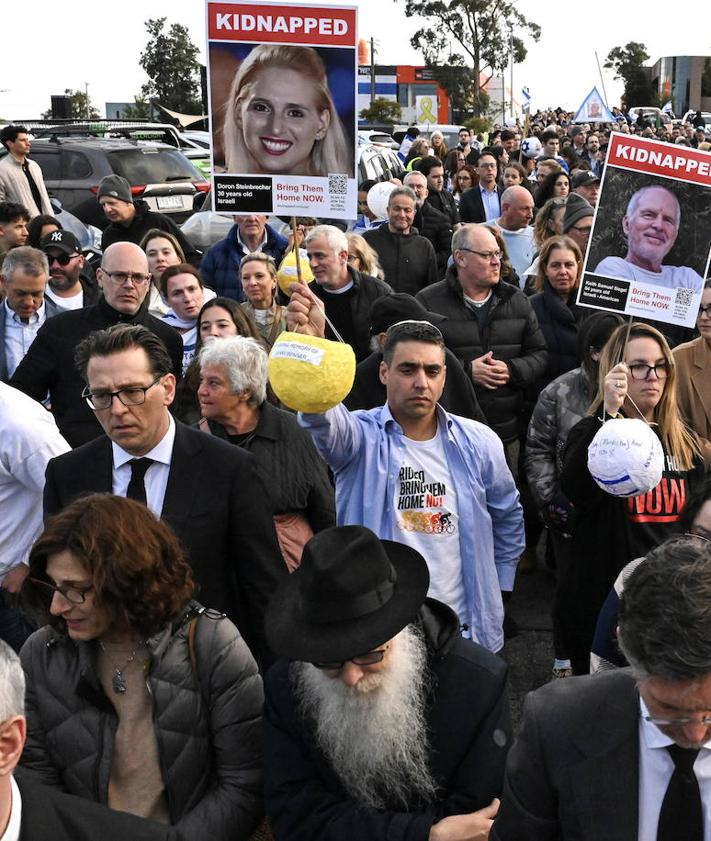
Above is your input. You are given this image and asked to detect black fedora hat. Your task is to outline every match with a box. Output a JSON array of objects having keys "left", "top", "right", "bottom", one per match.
[{"left": 265, "top": 525, "right": 430, "bottom": 663}]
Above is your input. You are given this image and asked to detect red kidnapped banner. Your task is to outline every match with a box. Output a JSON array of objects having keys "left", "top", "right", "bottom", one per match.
[
  {"left": 608, "top": 134, "right": 711, "bottom": 187},
  {"left": 208, "top": 3, "right": 357, "bottom": 46}
]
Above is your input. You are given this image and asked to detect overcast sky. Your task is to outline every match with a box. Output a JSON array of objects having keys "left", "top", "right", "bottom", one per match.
[{"left": 1, "top": 0, "right": 707, "bottom": 119}]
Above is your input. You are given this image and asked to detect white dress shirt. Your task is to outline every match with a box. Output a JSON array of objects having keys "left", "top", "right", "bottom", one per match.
[
  {"left": 0, "top": 383, "right": 70, "bottom": 580},
  {"left": 638, "top": 697, "right": 711, "bottom": 840},
  {"left": 3, "top": 300, "right": 47, "bottom": 378},
  {"left": 0, "top": 776, "right": 22, "bottom": 841},
  {"left": 111, "top": 415, "right": 175, "bottom": 517}
]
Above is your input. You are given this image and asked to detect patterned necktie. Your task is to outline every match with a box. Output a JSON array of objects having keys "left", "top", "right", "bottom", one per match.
[
  {"left": 126, "top": 458, "right": 153, "bottom": 505},
  {"left": 657, "top": 743, "right": 702, "bottom": 841}
]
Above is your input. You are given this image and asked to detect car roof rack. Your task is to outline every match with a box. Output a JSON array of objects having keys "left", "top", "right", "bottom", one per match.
[{"left": 31, "top": 120, "right": 182, "bottom": 149}]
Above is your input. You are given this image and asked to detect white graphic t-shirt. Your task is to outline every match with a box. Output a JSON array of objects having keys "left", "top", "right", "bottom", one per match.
[{"left": 392, "top": 431, "right": 467, "bottom": 628}]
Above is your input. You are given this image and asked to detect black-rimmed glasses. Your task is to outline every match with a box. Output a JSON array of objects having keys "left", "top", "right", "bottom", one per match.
[
  {"left": 28, "top": 578, "right": 93, "bottom": 605},
  {"left": 628, "top": 363, "right": 669, "bottom": 381},
  {"left": 46, "top": 253, "right": 80, "bottom": 266},
  {"left": 312, "top": 647, "right": 389, "bottom": 672},
  {"left": 101, "top": 270, "right": 150, "bottom": 286},
  {"left": 458, "top": 247, "right": 503, "bottom": 261},
  {"left": 82, "top": 375, "right": 163, "bottom": 411}
]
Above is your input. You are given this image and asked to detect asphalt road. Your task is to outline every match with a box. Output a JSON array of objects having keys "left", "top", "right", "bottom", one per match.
[{"left": 501, "top": 556, "right": 557, "bottom": 731}]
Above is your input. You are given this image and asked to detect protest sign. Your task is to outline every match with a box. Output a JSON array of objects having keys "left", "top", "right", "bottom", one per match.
[
  {"left": 576, "top": 133, "right": 711, "bottom": 328},
  {"left": 573, "top": 86, "right": 615, "bottom": 124},
  {"left": 206, "top": 0, "right": 358, "bottom": 218}
]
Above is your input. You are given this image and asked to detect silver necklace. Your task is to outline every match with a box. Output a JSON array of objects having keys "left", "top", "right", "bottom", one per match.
[{"left": 98, "top": 639, "right": 142, "bottom": 694}]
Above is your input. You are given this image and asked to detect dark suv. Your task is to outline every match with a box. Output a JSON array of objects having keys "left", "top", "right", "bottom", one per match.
[{"left": 7, "top": 135, "right": 209, "bottom": 225}]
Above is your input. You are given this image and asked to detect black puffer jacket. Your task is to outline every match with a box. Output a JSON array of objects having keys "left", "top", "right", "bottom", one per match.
[
  {"left": 20, "top": 604, "right": 264, "bottom": 841},
  {"left": 529, "top": 283, "right": 587, "bottom": 389},
  {"left": 416, "top": 268, "right": 548, "bottom": 442},
  {"left": 311, "top": 266, "right": 392, "bottom": 362},
  {"left": 362, "top": 225, "right": 438, "bottom": 295},
  {"left": 101, "top": 200, "right": 201, "bottom": 265}
]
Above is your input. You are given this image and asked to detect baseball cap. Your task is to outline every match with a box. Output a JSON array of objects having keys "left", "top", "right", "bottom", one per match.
[
  {"left": 572, "top": 171, "right": 600, "bottom": 188},
  {"left": 40, "top": 229, "right": 81, "bottom": 254}
]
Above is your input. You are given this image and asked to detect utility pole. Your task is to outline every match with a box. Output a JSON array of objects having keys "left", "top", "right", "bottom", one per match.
[
  {"left": 370, "top": 37, "right": 376, "bottom": 107},
  {"left": 509, "top": 27, "right": 514, "bottom": 122},
  {"left": 85, "top": 82, "right": 90, "bottom": 119}
]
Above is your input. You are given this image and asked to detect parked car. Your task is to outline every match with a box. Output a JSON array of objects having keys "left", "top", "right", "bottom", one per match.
[
  {"left": 8, "top": 129, "right": 209, "bottom": 226},
  {"left": 627, "top": 107, "right": 673, "bottom": 127},
  {"left": 182, "top": 143, "right": 404, "bottom": 249}
]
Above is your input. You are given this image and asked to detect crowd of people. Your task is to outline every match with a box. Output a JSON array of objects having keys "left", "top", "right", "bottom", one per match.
[{"left": 1, "top": 106, "right": 711, "bottom": 840}]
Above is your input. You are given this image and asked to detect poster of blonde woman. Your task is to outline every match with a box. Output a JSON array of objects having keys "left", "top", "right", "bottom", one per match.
[{"left": 206, "top": 2, "right": 357, "bottom": 218}]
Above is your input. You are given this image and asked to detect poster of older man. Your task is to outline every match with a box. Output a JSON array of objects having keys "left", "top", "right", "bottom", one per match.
[{"left": 577, "top": 134, "right": 711, "bottom": 328}]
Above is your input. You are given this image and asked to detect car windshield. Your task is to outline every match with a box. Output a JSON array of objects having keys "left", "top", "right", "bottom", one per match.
[{"left": 107, "top": 148, "right": 200, "bottom": 183}]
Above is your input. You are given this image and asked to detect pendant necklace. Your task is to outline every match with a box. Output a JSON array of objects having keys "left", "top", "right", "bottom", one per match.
[{"left": 98, "top": 639, "right": 143, "bottom": 694}]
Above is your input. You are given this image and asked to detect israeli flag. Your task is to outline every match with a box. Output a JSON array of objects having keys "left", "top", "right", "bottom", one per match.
[
  {"left": 661, "top": 101, "right": 673, "bottom": 114},
  {"left": 521, "top": 86, "right": 531, "bottom": 110}
]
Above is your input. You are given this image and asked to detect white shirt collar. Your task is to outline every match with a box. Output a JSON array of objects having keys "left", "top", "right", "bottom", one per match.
[
  {"left": 236, "top": 228, "right": 268, "bottom": 252},
  {"left": 112, "top": 414, "right": 175, "bottom": 470},
  {"left": 4, "top": 299, "right": 44, "bottom": 325},
  {"left": 639, "top": 696, "right": 711, "bottom": 751},
  {"left": 0, "top": 776, "right": 22, "bottom": 841}
]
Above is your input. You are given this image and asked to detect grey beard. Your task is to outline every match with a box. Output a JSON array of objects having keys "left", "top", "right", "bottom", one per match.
[{"left": 293, "top": 624, "right": 437, "bottom": 810}]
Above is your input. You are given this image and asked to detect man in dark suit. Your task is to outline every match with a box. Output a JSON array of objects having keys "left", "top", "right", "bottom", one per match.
[
  {"left": 459, "top": 151, "right": 503, "bottom": 224},
  {"left": 493, "top": 536, "right": 711, "bottom": 840},
  {"left": 43, "top": 323, "right": 286, "bottom": 661},
  {"left": 10, "top": 241, "right": 183, "bottom": 447},
  {"left": 0, "top": 639, "right": 169, "bottom": 841},
  {"left": 0, "top": 245, "right": 63, "bottom": 382}
]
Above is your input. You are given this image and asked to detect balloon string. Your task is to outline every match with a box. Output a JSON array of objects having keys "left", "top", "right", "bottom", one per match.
[{"left": 291, "top": 303, "right": 346, "bottom": 344}]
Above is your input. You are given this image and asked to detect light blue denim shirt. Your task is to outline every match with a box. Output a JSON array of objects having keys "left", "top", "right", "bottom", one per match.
[{"left": 299, "top": 402, "right": 524, "bottom": 652}]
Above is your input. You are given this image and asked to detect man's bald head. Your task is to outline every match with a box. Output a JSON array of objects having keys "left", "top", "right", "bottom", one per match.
[
  {"left": 452, "top": 223, "right": 501, "bottom": 294},
  {"left": 98, "top": 241, "right": 151, "bottom": 315},
  {"left": 499, "top": 186, "right": 534, "bottom": 231}
]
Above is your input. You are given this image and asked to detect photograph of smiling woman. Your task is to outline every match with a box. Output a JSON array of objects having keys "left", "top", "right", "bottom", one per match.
[{"left": 223, "top": 44, "right": 353, "bottom": 178}]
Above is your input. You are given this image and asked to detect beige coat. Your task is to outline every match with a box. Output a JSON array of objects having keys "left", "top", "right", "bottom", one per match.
[
  {"left": 673, "top": 335, "right": 711, "bottom": 465},
  {"left": 0, "top": 154, "right": 52, "bottom": 217}
]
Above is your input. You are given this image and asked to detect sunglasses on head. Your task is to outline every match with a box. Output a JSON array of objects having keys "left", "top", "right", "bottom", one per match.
[{"left": 46, "top": 252, "right": 79, "bottom": 266}]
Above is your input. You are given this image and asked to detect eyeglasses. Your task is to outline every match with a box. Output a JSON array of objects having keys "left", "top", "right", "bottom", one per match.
[
  {"left": 312, "top": 646, "right": 389, "bottom": 672},
  {"left": 699, "top": 305, "right": 711, "bottom": 318},
  {"left": 101, "top": 270, "right": 150, "bottom": 286},
  {"left": 644, "top": 714, "right": 711, "bottom": 727},
  {"left": 628, "top": 362, "right": 669, "bottom": 380},
  {"left": 458, "top": 247, "right": 503, "bottom": 261},
  {"left": 82, "top": 374, "right": 163, "bottom": 410},
  {"left": 46, "top": 252, "right": 80, "bottom": 266},
  {"left": 29, "top": 578, "right": 93, "bottom": 605}
]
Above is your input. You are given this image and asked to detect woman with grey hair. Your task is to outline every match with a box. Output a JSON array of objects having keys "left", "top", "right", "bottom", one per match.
[{"left": 197, "top": 336, "right": 334, "bottom": 570}]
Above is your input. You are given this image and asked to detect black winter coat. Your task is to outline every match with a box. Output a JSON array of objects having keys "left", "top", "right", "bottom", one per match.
[
  {"left": 10, "top": 295, "right": 183, "bottom": 447},
  {"left": 414, "top": 203, "right": 453, "bottom": 277},
  {"left": 363, "top": 225, "right": 438, "bottom": 295},
  {"left": 529, "top": 282, "right": 587, "bottom": 389},
  {"left": 311, "top": 266, "right": 392, "bottom": 362},
  {"left": 20, "top": 605, "right": 264, "bottom": 841},
  {"left": 416, "top": 268, "right": 548, "bottom": 443},
  {"left": 426, "top": 189, "right": 460, "bottom": 227},
  {"left": 344, "top": 347, "right": 487, "bottom": 424},
  {"left": 100, "top": 200, "right": 202, "bottom": 265},
  {"left": 264, "top": 598, "right": 511, "bottom": 841}
]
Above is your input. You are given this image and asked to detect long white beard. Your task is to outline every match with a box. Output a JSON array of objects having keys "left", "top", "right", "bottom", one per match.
[{"left": 293, "top": 625, "right": 437, "bottom": 810}]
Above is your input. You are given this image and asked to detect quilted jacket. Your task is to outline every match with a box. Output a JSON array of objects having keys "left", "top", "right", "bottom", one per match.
[{"left": 19, "top": 604, "right": 264, "bottom": 841}]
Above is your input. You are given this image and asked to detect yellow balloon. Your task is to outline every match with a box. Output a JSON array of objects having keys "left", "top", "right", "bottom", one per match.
[
  {"left": 268, "top": 333, "right": 356, "bottom": 413},
  {"left": 277, "top": 250, "right": 314, "bottom": 297}
]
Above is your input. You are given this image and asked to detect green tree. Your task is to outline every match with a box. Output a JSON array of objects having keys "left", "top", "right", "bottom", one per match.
[
  {"left": 123, "top": 97, "right": 152, "bottom": 120},
  {"left": 400, "top": 0, "right": 540, "bottom": 118},
  {"left": 359, "top": 98, "right": 403, "bottom": 123},
  {"left": 604, "top": 42, "right": 659, "bottom": 108},
  {"left": 41, "top": 88, "right": 101, "bottom": 120},
  {"left": 139, "top": 17, "right": 201, "bottom": 112}
]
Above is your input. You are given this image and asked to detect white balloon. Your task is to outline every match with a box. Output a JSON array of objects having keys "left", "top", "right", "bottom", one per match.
[
  {"left": 367, "top": 182, "right": 397, "bottom": 221},
  {"left": 588, "top": 419, "right": 665, "bottom": 498}
]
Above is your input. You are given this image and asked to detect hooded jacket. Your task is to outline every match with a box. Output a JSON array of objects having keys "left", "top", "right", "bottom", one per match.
[
  {"left": 20, "top": 604, "right": 264, "bottom": 841},
  {"left": 264, "top": 598, "right": 510, "bottom": 841}
]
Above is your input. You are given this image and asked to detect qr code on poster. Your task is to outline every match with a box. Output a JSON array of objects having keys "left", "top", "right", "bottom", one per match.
[
  {"left": 328, "top": 174, "right": 348, "bottom": 194},
  {"left": 675, "top": 288, "right": 694, "bottom": 308}
]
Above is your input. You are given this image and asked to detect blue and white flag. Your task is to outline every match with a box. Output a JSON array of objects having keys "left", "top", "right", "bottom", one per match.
[
  {"left": 521, "top": 86, "right": 531, "bottom": 111},
  {"left": 661, "top": 101, "right": 673, "bottom": 114}
]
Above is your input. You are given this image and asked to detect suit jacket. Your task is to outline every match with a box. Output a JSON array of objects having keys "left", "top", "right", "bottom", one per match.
[
  {"left": 43, "top": 420, "right": 287, "bottom": 662},
  {"left": 459, "top": 185, "right": 503, "bottom": 224},
  {"left": 673, "top": 336, "right": 711, "bottom": 464},
  {"left": 15, "top": 768, "right": 170, "bottom": 841},
  {"left": 491, "top": 669, "right": 640, "bottom": 841},
  {"left": 0, "top": 297, "right": 63, "bottom": 383}
]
